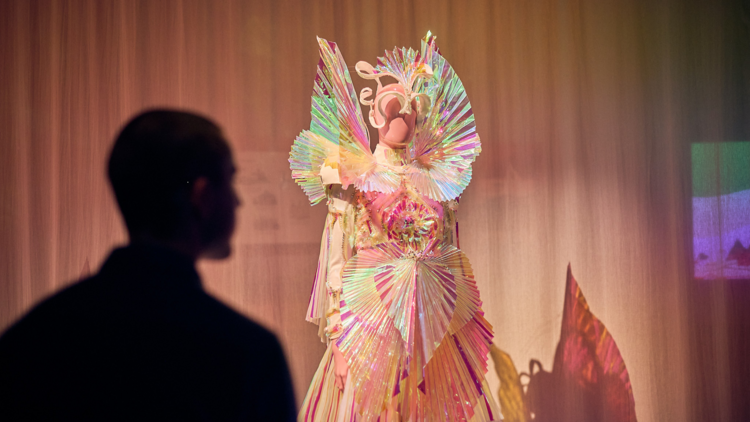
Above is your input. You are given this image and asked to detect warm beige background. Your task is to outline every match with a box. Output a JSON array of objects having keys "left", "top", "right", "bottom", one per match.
[{"left": 2, "top": 1, "right": 749, "bottom": 421}]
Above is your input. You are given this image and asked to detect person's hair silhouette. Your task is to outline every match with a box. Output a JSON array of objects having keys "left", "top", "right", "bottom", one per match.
[
  {"left": 0, "top": 109, "right": 297, "bottom": 421},
  {"left": 109, "top": 110, "right": 237, "bottom": 259}
]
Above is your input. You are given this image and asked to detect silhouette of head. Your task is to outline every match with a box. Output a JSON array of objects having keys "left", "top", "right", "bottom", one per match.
[{"left": 108, "top": 109, "right": 239, "bottom": 260}]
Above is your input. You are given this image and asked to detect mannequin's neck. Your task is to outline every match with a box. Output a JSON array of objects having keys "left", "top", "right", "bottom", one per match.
[{"left": 374, "top": 143, "right": 409, "bottom": 166}]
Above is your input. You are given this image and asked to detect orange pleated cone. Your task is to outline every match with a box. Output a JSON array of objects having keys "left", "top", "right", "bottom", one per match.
[{"left": 551, "top": 264, "right": 638, "bottom": 422}]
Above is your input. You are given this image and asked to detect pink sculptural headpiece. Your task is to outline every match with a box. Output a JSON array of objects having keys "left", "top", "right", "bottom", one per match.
[
  {"left": 355, "top": 51, "right": 435, "bottom": 149},
  {"left": 291, "top": 32, "right": 482, "bottom": 204},
  {"left": 355, "top": 59, "right": 433, "bottom": 127}
]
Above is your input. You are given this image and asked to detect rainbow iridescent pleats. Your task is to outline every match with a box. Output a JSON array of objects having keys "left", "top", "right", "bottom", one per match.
[
  {"left": 337, "top": 242, "right": 496, "bottom": 421},
  {"left": 290, "top": 33, "right": 481, "bottom": 203},
  {"left": 293, "top": 33, "right": 498, "bottom": 421}
]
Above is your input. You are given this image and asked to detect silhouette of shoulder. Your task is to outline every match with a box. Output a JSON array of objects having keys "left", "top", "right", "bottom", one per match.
[{"left": 0, "top": 244, "right": 295, "bottom": 421}]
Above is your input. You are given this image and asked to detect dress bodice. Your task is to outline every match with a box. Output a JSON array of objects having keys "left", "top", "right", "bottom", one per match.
[
  {"left": 358, "top": 186, "right": 443, "bottom": 253},
  {"left": 353, "top": 144, "right": 450, "bottom": 254}
]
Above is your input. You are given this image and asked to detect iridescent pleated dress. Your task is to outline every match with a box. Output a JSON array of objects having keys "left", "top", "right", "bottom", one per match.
[{"left": 291, "top": 33, "right": 502, "bottom": 422}]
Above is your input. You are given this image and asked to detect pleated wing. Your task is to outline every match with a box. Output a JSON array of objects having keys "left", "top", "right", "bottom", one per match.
[
  {"left": 405, "top": 34, "right": 482, "bottom": 202},
  {"left": 290, "top": 37, "right": 376, "bottom": 204}
]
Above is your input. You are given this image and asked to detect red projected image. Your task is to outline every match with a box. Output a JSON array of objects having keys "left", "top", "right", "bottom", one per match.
[{"left": 692, "top": 142, "right": 750, "bottom": 280}]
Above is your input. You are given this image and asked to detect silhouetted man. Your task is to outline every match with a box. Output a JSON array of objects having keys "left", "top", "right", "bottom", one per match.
[{"left": 0, "top": 110, "right": 296, "bottom": 421}]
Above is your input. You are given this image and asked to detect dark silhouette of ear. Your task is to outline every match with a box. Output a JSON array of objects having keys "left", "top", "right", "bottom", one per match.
[{"left": 190, "top": 177, "right": 211, "bottom": 220}]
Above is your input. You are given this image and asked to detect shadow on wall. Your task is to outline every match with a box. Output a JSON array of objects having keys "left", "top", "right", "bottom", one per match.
[{"left": 491, "top": 265, "right": 637, "bottom": 422}]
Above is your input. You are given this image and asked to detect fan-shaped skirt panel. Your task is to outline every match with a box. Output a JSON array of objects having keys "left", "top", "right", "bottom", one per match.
[{"left": 336, "top": 242, "right": 497, "bottom": 421}]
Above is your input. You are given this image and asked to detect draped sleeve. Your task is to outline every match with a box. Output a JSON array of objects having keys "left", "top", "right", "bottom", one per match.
[{"left": 305, "top": 171, "right": 356, "bottom": 343}]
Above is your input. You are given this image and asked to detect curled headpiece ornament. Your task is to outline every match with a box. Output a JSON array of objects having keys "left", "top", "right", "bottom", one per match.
[
  {"left": 355, "top": 52, "right": 433, "bottom": 128},
  {"left": 290, "top": 32, "right": 481, "bottom": 204}
]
